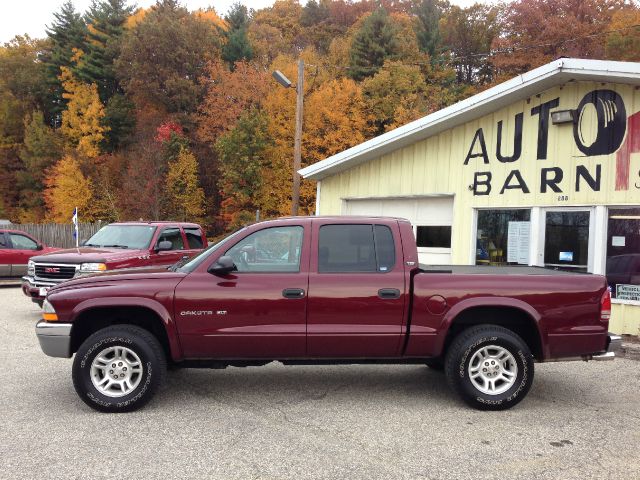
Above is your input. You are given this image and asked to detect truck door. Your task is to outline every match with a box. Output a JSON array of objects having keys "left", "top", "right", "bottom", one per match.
[
  {"left": 7, "top": 232, "right": 40, "bottom": 277},
  {"left": 0, "top": 232, "right": 11, "bottom": 277},
  {"left": 306, "top": 221, "right": 407, "bottom": 357},
  {"left": 151, "top": 227, "right": 188, "bottom": 266},
  {"left": 174, "top": 223, "right": 310, "bottom": 358}
]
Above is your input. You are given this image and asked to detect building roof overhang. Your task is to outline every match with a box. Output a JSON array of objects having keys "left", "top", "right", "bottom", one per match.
[{"left": 299, "top": 58, "right": 640, "bottom": 181}]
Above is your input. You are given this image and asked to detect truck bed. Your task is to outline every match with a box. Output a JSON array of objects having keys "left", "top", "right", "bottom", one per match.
[{"left": 419, "top": 265, "right": 589, "bottom": 275}]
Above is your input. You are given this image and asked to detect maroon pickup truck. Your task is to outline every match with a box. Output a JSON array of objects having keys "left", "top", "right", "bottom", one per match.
[
  {"left": 23, "top": 221, "right": 206, "bottom": 306},
  {"left": 35, "top": 216, "right": 620, "bottom": 412}
]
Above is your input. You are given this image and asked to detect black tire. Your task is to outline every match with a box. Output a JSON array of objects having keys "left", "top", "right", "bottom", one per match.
[
  {"left": 72, "top": 325, "right": 166, "bottom": 413},
  {"left": 444, "top": 325, "right": 534, "bottom": 411},
  {"left": 425, "top": 358, "right": 444, "bottom": 371}
]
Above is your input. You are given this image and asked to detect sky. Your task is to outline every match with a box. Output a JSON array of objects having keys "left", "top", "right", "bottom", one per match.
[{"left": 0, "top": 0, "right": 489, "bottom": 43}]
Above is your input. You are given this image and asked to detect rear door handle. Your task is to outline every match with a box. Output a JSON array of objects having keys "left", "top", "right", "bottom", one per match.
[
  {"left": 282, "top": 288, "right": 305, "bottom": 299},
  {"left": 378, "top": 288, "right": 401, "bottom": 299}
]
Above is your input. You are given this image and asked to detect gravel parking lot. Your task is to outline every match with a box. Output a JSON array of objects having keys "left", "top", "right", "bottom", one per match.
[{"left": 1, "top": 285, "right": 639, "bottom": 480}]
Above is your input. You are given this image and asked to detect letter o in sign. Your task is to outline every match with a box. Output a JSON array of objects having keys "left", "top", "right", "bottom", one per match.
[{"left": 573, "top": 89, "right": 626, "bottom": 157}]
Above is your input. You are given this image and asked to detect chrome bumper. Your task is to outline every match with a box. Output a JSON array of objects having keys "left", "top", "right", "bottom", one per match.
[
  {"left": 22, "top": 276, "right": 58, "bottom": 288},
  {"left": 35, "top": 320, "right": 72, "bottom": 358}
]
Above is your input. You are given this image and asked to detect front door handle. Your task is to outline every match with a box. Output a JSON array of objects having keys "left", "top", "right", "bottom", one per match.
[
  {"left": 378, "top": 288, "right": 401, "bottom": 299},
  {"left": 282, "top": 288, "right": 305, "bottom": 299}
]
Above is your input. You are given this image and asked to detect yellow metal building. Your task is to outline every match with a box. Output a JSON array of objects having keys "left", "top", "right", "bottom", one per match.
[{"left": 300, "top": 59, "right": 640, "bottom": 335}]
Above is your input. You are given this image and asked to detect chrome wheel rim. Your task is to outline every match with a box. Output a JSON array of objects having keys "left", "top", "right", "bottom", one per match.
[
  {"left": 90, "top": 346, "right": 143, "bottom": 398},
  {"left": 468, "top": 345, "right": 518, "bottom": 395}
]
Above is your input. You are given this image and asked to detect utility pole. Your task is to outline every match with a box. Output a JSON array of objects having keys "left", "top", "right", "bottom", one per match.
[
  {"left": 292, "top": 59, "right": 304, "bottom": 216},
  {"left": 272, "top": 60, "right": 304, "bottom": 216}
]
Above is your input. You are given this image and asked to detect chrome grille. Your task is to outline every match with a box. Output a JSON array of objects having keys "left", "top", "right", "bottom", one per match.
[{"left": 34, "top": 263, "right": 78, "bottom": 281}]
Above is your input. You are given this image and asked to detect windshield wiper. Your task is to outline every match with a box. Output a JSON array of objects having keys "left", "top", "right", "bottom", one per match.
[
  {"left": 102, "top": 244, "right": 129, "bottom": 249},
  {"left": 84, "top": 243, "right": 99, "bottom": 247},
  {"left": 168, "top": 257, "right": 190, "bottom": 272}
]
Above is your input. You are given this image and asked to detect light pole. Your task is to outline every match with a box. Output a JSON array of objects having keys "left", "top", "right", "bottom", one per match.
[{"left": 272, "top": 59, "right": 303, "bottom": 216}]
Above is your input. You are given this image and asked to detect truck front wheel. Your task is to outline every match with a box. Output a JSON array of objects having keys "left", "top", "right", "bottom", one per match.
[
  {"left": 444, "top": 325, "right": 534, "bottom": 410},
  {"left": 72, "top": 325, "right": 167, "bottom": 412}
]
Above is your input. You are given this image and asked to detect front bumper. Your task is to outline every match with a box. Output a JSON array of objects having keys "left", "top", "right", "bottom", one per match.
[
  {"left": 35, "top": 320, "right": 72, "bottom": 358},
  {"left": 21, "top": 276, "right": 58, "bottom": 302}
]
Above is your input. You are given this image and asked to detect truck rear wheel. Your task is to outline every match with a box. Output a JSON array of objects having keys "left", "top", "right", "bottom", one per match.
[
  {"left": 72, "top": 325, "right": 166, "bottom": 413},
  {"left": 444, "top": 325, "right": 534, "bottom": 410}
]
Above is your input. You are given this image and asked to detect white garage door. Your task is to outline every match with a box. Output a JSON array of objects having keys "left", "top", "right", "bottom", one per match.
[{"left": 344, "top": 197, "right": 453, "bottom": 265}]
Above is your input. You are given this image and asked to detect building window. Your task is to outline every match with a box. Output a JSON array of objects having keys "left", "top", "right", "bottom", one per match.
[
  {"left": 544, "top": 211, "right": 590, "bottom": 272},
  {"left": 476, "top": 209, "right": 531, "bottom": 265},
  {"left": 416, "top": 226, "right": 451, "bottom": 248},
  {"left": 606, "top": 207, "right": 640, "bottom": 300}
]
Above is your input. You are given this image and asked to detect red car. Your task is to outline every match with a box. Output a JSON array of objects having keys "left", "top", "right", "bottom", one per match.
[
  {"left": 22, "top": 221, "right": 207, "bottom": 306},
  {"left": 0, "top": 229, "right": 58, "bottom": 278},
  {"left": 35, "top": 216, "right": 619, "bottom": 413}
]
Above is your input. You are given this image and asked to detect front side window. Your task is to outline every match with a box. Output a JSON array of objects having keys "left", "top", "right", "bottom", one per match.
[
  {"left": 476, "top": 209, "right": 531, "bottom": 265},
  {"left": 606, "top": 207, "right": 640, "bottom": 300},
  {"left": 225, "top": 226, "right": 304, "bottom": 273},
  {"left": 318, "top": 224, "right": 395, "bottom": 273},
  {"left": 0, "top": 233, "right": 7, "bottom": 248},
  {"left": 9, "top": 233, "right": 37, "bottom": 250},
  {"left": 157, "top": 228, "right": 184, "bottom": 250}
]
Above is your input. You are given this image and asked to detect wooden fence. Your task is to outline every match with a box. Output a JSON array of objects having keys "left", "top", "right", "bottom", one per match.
[{"left": 6, "top": 222, "right": 104, "bottom": 248}]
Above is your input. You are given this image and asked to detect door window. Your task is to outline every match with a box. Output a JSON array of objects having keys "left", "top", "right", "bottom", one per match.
[
  {"left": 0, "top": 233, "right": 7, "bottom": 248},
  {"left": 9, "top": 233, "right": 38, "bottom": 250},
  {"left": 544, "top": 211, "right": 590, "bottom": 272},
  {"left": 606, "top": 207, "right": 640, "bottom": 300},
  {"left": 318, "top": 224, "right": 395, "bottom": 273},
  {"left": 157, "top": 228, "right": 184, "bottom": 250},
  {"left": 225, "top": 226, "right": 304, "bottom": 273},
  {"left": 185, "top": 228, "right": 204, "bottom": 249}
]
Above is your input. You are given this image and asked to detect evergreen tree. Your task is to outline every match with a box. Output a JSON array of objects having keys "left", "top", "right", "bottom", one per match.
[
  {"left": 78, "top": 0, "right": 134, "bottom": 101},
  {"left": 42, "top": 1, "right": 88, "bottom": 127},
  {"left": 414, "top": 0, "right": 441, "bottom": 62},
  {"left": 222, "top": 3, "right": 254, "bottom": 67},
  {"left": 103, "top": 93, "right": 135, "bottom": 151},
  {"left": 348, "top": 8, "right": 399, "bottom": 81}
]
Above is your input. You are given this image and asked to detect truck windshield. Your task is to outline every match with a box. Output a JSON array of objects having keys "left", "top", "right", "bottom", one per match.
[
  {"left": 85, "top": 225, "right": 157, "bottom": 250},
  {"left": 177, "top": 227, "right": 247, "bottom": 273}
]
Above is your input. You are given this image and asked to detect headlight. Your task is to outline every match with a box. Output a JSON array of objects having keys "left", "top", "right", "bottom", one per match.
[
  {"left": 79, "top": 263, "right": 108, "bottom": 272},
  {"left": 27, "top": 260, "right": 35, "bottom": 276},
  {"left": 42, "top": 299, "right": 58, "bottom": 321}
]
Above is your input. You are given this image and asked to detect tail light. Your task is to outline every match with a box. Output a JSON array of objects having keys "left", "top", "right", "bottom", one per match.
[{"left": 600, "top": 289, "right": 611, "bottom": 322}]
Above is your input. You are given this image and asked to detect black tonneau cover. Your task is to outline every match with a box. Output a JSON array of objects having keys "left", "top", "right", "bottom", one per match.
[{"left": 419, "top": 265, "right": 588, "bottom": 275}]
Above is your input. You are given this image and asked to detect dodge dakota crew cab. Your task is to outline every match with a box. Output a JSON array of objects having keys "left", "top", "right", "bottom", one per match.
[
  {"left": 23, "top": 221, "right": 207, "bottom": 306},
  {"left": 35, "top": 216, "right": 620, "bottom": 413}
]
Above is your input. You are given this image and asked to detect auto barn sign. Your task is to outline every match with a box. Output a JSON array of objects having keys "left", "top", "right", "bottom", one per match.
[{"left": 465, "top": 89, "right": 640, "bottom": 197}]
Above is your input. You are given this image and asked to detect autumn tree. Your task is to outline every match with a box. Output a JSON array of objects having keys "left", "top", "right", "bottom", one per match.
[
  {"left": 441, "top": 3, "right": 501, "bottom": 85},
  {"left": 348, "top": 8, "right": 399, "bottom": 81},
  {"left": 164, "top": 147, "right": 206, "bottom": 222},
  {"left": 197, "top": 60, "right": 270, "bottom": 144},
  {"left": 44, "top": 155, "right": 95, "bottom": 222},
  {"left": 59, "top": 63, "right": 108, "bottom": 159},
  {"left": 249, "top": 0, "right": 304, "bottom": 64},
  {"left": 606, "top": 8, "right": 640, "bottom": 62},
  {"left": 491, "top": 0, "right": 628, "bottom": 78},
  {"left": 115, "top": 0, "right": 223, "bottom": 114}
]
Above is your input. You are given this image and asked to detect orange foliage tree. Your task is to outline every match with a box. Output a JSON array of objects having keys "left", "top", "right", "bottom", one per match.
[{"left": 44, "top": 155, "right": 95, "bottom": 222}]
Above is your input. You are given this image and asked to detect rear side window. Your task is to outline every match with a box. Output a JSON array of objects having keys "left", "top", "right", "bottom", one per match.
[
  {"left": 157, "top": 228, "right": 184, "bottom": 250},
  {"left": 185, "top": 228, "right": 204, "bottom": 249},
  {"left": 318, "top": 224, "right": 395, "bottom": 273}
]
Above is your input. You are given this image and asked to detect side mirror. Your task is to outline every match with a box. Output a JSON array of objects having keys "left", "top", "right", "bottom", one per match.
[
  {"left": 207, "top": 255, "right": 236, "bottom": 276},
  {"left": 36, "top": 244, "right": 44, "bottom": 251},
  {"left": 157, "top": 240, "right": 172, "bottom": 251}
]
